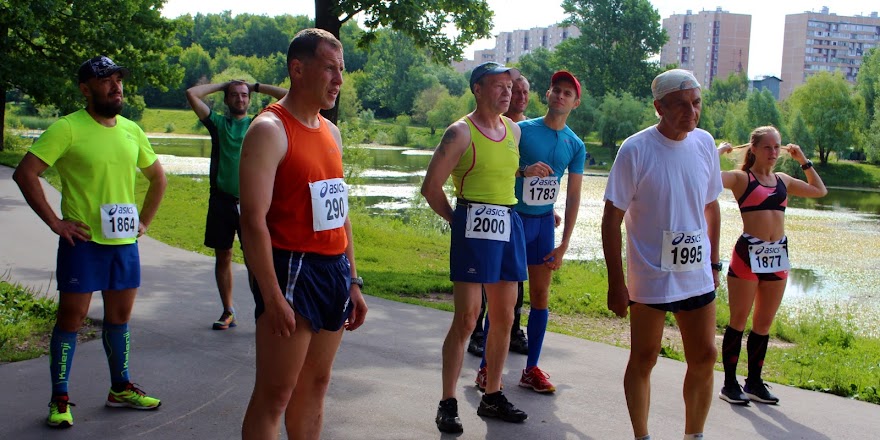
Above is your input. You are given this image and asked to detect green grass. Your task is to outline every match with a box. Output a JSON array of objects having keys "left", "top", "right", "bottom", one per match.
[
  {"left": 138, "top": 108, "right": 206, "bottom": 135},
  {"left": 813, "top": 160, "right": 880, "bottom": 188},
  {"left": 0, "top": 280, "right": 58, "bottom": 362},
  {"left": 2, "top": 138, "right": 879, "bottom": 404}
]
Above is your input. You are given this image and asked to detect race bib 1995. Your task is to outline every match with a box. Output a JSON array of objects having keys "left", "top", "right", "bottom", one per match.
[
  {"left": 465, "top": 203, "right": 511, "bottom": 242},
  {"left": 100, "top": 203, "right": 139, "bottom": 239},
  {"left": 522, "top": 176, "right": 559, "bottom": 206},
  {"left": 748, "top": 242, "right": 790, "bottom": 273},
  {"left": 660, "top": 230, "right": 704, "bottom": 272},
  {"left": 309, "top": 178, "right": 349, "bottom": 232}
]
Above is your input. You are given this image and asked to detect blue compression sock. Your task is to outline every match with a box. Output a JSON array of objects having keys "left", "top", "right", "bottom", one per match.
[
  {"left": 102, "top": 322, "right": 131, "bottom": 388},
  {"left": 480, "top": 315, "right": 489, "bottom": 369},
  {"left": 526, "top": 308, "right": 549, "bottom": 369},
  {"left": 50, "top": 326, "right": 78, "bottom": 396}
]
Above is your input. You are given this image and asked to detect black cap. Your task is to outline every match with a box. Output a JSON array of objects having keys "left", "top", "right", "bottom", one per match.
[{"left": 77, "top": 56, "right": 130, "bottom": 83}]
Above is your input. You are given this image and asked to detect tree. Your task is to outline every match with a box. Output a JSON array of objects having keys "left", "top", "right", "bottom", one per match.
[
  {"left": 313, "top": 0, "right": 493, "bottom": 122},
  {"left": 597, "top": 92, "right": 647, "bottom": 156},
  {"left": 745, "top": 89, "right": 783, "bottom": 133},
  {"left": 857, "top": 48, "right": 880, "bottom": 127},
  {"left": 0, "top": 0, "right": 181, "bottom": 149},
  {"left": 789, "top": 72, "right": 863, "bottom": 164},
  {"left": 359, "top": 30, "right": 438, "bottom": 117},
  {"left": 706, "top": 71, "right": 749, "bottom": 104},
  {"left": 515, "top": 47, "right": 557, "bottom": 103},
  {"left": 413, "top": 84, "right": 451, "bottom": 129},
  {"left": 557, "top": 0, "right": 667, "bottom": 99}
]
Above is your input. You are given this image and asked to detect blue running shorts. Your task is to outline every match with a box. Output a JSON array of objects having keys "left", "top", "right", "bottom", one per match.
[
  {"left": 518, "top": 211, "right": 555, "bottom": 266},
  {"left": 251, "top": 250, "right": 353, "bottom": 332},
  {"left": 56, "top": 239, "right": 140, "bottom": 293},
  {"left": 450, "top": 202, "right": 527, "bottom": 284}
]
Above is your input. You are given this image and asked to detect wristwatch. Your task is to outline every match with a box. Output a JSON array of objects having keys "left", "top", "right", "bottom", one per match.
[
  {"left": 518, "top": 165, "right": 528, "bottom": 177},
  {"left": 350, "top": 276, "right": 364, "bottom": 288},
  {"left": 711, "top": 262, "right": 723, "bottom": 271},
  {"left": 801, "top": 160, "right": 813, "bottom": 170}
]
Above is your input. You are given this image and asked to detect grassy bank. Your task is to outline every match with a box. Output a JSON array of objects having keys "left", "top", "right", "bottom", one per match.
[
  {"left": 0, "top": 280, "right": 58, "bottom": 362},
  {"left": 1, "top": 138, "right": 878, "bottom": 404},
  {"left": 138, "top": 108, "right": 206, "bottom": 135}
]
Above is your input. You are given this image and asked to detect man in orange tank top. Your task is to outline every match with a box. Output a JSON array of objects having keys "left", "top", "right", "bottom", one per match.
[{"left": 238, "top": 28, "right": 368, "bottom": 440}]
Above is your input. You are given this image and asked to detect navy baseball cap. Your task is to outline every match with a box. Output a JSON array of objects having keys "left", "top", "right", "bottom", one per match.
[
  {"left": 469, "top": 62, "right": 520, "bottom": 93},
  {"left": 78, "top": 56, "right": 130, "bottom": 83}
]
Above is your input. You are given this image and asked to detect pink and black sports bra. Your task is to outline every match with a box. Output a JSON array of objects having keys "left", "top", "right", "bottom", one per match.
[{"left": 737, "top": 170, "right": 788, "bottom": 213}]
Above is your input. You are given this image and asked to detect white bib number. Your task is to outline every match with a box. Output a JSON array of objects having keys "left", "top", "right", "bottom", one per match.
[
  {"left": 522, "top": 176, "right": 560, "bottom": 206},
  {"left": 660, "top": 230, "right": 704, "bottom": 272},
  {"left": 748, "top": 242, "right": 790, "bottom": 273},
  {"left": 465, "top": 203, "right": 511, "bottom": 242},
  {"left": 100, "top": 204, "right": 139, "bottom": 239},
  {"left": 309, "top": 178, "right": 349, "bottom": 232}
]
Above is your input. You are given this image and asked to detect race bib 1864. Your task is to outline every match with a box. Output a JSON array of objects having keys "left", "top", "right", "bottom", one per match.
[
  {"left": 660, "top": 230, "right": 704, "bottom": 272},
  {"left": 309, "top": 178, "right": 349, "bottom": 232},
  {"left": 522, "top": 176, "right": 559, "bottom": 206},
  {"left": 465, "top": 203, "right": 511, "bottom": 242},
  {"left": 748, "top": 242, "right": 790, "bottom": 273},
  {"left": 100, "top": 203, "right": 139, "bottom": 239}
]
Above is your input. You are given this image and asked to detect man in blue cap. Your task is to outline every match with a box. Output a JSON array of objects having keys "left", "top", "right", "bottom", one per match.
[{"left": 424, "top": 62, "right": 550, "bottom": 433}]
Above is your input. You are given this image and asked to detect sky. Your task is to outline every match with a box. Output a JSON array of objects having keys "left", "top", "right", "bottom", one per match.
[{"left": 161, "top": 1, "right": 880, "bottom": 78}]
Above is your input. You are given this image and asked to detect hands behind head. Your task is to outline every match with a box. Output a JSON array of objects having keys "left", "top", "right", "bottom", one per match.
[
  {"left": 782, "top": 143, "right": 806, "bottom": 162},
  {"left": 717, "top": 142, "right": 733, "bottom": 155}
]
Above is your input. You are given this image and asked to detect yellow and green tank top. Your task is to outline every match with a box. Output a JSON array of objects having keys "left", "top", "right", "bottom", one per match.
[{"left": 451, "top": 116, "right": 519, "bottom": 205}]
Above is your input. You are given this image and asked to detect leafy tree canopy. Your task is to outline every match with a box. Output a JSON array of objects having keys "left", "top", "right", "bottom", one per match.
[{"left": 790, "top": 72, "right": 863, "bottom": 164}]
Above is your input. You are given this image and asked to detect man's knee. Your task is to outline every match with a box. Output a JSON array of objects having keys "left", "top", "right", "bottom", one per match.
[
  {"left": 296, "top": 369, "right": 333, "bottom": 398},
  {"left": 628, "top": 345, "right": 661, "bottom": 373},
  {"left": 215, "top": 249, "right": 233, "bottom": 265},
  {"left": 687, "top": 343, "right": 718, "bottom": 370}
]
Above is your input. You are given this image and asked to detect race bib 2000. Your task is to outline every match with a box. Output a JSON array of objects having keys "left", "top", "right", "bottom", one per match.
[{"left": 465, "top": 203, "right": 511, "bottom": 242}]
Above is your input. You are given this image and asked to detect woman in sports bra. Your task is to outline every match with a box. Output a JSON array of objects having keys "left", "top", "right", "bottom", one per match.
[{"left": 716, "top": 126, "right": 827, "bottom": 406}]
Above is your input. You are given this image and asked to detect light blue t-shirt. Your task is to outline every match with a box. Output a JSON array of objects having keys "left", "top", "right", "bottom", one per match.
[{"left": 514, "top": 117, "right": 587, "bottom": 215}]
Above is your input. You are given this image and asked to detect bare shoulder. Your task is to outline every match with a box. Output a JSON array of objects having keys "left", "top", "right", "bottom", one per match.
[
  {"left": 435, "top": 119, "right": 470, "bottom": 157},
  {"left": 242, "top": 111, "right": 287, "bottom": 162},
  {"left": 325, "top": 117, "right": 344, "bottom": 152}
]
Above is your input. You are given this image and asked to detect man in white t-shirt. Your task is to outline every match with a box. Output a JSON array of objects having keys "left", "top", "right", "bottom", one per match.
[{"left": 601, "top": 69, "right": 722, "bottom": 440}]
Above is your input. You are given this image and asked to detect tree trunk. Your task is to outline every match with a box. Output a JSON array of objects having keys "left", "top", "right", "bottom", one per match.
[
  {"left": 315, "top": 0, "right": 342, "bottom": 124},
  {"left": 0, "top": 90, "right": 6, "bottom": 151}
]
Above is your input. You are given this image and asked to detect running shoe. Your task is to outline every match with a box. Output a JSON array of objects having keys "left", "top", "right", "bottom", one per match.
[
  {"left": 475, "top": 366, "right": 488, "bottom": 391},
  {"left": 435, "top": 398, "right": 463, "bottom": 433},
  {"left": 477, "top": 391, "right": 528, "bottom": 422},
  {"left": 106, "top": 383, "right": 162, "bottom": 409},
  {"left": 719, "top": 383, "right": 750, "bottom": 405},
  {"left": 519, "top": 366, "right": 556, "bottom": 393},
  {"left": 509, "top": 329, "right": 529, "bottom": 355},
  {"left": 212, "top": 310, "right": 236, "bottom": 330},
  {"left": 467, "top": 330, "right": 485, "bottom": 357},
  {"left": 47, "top": 396, "right": 74, "bottom": 428},
  {"left": 744, "top": 380, "right": 779, "bottom": 404}
]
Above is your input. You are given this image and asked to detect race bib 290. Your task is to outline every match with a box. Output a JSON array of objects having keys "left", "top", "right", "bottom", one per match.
[{"left": 309, "top": 178, "right": 349, "bottom": 232}]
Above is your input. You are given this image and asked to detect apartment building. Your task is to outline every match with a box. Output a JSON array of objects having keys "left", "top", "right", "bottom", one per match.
[
  {"left": 780, "top": 7, "right": 880, "bottom": 99},
  {"left": 659, "top": 7, "right": 751, "bottom": 88},
  {"left": 453, "top": 24, "right": 580, "bottom": 73}
]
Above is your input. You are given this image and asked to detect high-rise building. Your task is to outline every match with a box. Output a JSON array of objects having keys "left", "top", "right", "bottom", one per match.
[
  {"left": 659, "top": 7, "right": 751, "bottom": 88},
  {"left": 453, "top": 24, "right": 580, "bottom": 73},
  {"left": 780, "top": 7, "right": 880, "bottom": 100}
]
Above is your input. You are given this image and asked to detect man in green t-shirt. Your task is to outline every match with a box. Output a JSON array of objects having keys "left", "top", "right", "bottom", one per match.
[
  {"left": 185, "top": 80, "right": 286, "bottom": 330},
  {"left": 13, "top": 55, "right": 167, "bottom": 429}
]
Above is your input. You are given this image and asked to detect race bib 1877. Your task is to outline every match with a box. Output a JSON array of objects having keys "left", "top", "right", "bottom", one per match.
[
  {"left": 748, "top": 242, "right": 790, "bottom": 273},
  {"left": 309, "top": 178, "right": 349, "bottom": 232}
]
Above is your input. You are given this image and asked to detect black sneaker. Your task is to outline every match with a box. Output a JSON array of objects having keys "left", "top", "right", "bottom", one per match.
[
  {"left": 744, "top": 380, "right": 780, "bottom": 404},
  {"left": 436, "top": 398, "right": 463, "bottom": 433},
  {"left": 477, "top": 392, "right": 528, "bottom": 423},
  {"left": 509, "top": 329, "right": 528, "bottom": 355},
  {"left": 467, "top": 331, "right": 485, "bottom": 357},
  {"left": 719, "top": 383, "right": 750, "bottom": 405}
]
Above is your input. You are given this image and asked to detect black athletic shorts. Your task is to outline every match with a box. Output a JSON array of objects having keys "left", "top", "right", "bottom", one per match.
[
  {"left": 204, "top": 192, "right": 241, "bottom": 250},
  {"left": 630, "top": 291, "right": 716, "bottom": 313},
  {"left": 250, "top": 249, "right": 353, "bottom": 332}
]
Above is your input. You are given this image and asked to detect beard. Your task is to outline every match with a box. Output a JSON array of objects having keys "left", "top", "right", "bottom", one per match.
[
  {"left": 92, "top": 95, "right": 123, "bottom": 118},
  {"left": 228, "top": 105, "right": 247, "bottom": 116}
]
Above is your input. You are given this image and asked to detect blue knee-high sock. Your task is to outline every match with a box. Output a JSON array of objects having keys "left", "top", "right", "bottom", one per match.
[
  {"left": 50, "top": 326, "right": 78, "bottom": 396},
  {"left": 480, "top": 315, "right": 490, "bottom": 369},
  {"left": 526, "top": 308, "right": 549, "bottom": 369},
  {"left": 102, "top": 323, "right": 131, "bottom": 388}
]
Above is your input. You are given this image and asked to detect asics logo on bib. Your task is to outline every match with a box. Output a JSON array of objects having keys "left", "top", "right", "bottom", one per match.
[
  {"left": 107, "top": 205, "right": 136, "bottom": 216},
  {"left": 529, "top": 177, "right": 556, "bottom": 187},
  {"left": 753, "top": 246, "right": 782, "bottom": 255},
  {"left": 320, "top": 182, "right": 346, "bottom": 198},
  {"left": 474, "top": 206, "right": 507, "bottom": 217},
  {"left": 672, "top": 232, "right": 701, "bottom": 245}
]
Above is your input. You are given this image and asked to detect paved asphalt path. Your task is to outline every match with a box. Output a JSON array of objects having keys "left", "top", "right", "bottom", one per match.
[{"left": 0, "top": 166, "right": 876, "bottom": 439}]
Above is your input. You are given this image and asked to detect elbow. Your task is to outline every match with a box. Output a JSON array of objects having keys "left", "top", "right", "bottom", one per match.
[{"left": 818, "top": 187, "right": 828, "bottom": 198}]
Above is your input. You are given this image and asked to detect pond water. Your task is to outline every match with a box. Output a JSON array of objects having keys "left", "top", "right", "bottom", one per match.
[{"left": 153, "top": 138, "right": 880, "bottom": 335}]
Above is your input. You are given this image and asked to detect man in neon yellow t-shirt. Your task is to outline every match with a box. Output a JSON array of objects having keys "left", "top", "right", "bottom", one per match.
[
  {"left": 13, "top": 55, "right": 167, "bottom": 429},
  {"left": 186, "top": 80, "right": 285, "bottom": 330}
]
